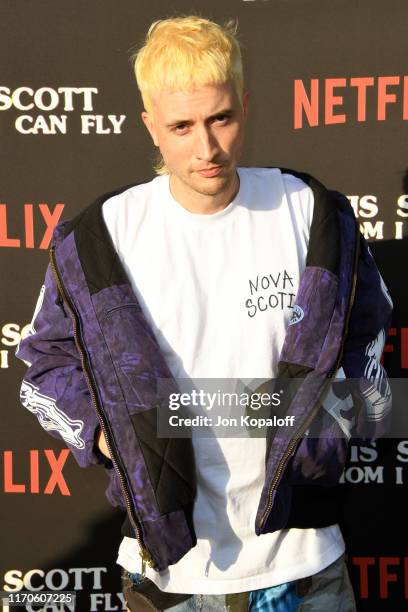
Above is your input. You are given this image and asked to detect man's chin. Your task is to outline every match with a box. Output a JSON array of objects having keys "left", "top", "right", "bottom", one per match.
[{"left": 190, "top": 174, "right": 232, "bottom": 196}]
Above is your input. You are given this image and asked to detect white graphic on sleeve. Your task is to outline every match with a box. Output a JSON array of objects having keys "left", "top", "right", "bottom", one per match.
[
  {"left": 362, "top": 329, "right": 392, "bottom": 421},
  {"left": 367, "top": 246, "right": 393, "bottom": 309},
  {"left": 322, "top": 367, "right": 355, "bottom": 439},
  {"left": 20, "top": 380, "right": 85, "bottom": 449},
  {"left": 379, "top": 275, "right": 393, "bottom": 309},
  {"left": 322, "top": 329, "right": 391, "bottom": 437},
  {"left": 15, "top": 284, "right": 46, "bottom": 366}
]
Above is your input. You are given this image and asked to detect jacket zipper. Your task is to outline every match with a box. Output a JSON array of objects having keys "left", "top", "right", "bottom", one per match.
[
  {"left": 258, "top": 221, "right": 361, "bottom": 532},
  {"left": 49, "top": 245, "right": 156, "bottom": 574}
]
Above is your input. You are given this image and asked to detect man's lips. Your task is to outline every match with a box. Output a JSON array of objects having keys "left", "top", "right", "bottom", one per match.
[{"left": 196, "top": 166, "right": 223, "bottom": 178}]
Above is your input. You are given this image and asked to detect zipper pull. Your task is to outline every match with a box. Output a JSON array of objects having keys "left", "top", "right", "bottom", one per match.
[{"left": 139, "top": 549, "right": 155, "bottom": 576}]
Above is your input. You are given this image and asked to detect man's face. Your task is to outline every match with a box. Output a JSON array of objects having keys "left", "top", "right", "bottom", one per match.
[{"left": 141, "top": 81, "right": 249, "bottom": 202}]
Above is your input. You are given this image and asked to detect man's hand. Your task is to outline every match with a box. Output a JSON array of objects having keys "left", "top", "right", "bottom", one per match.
[{"left": 96, "top": 426, "right": 111, "bottom": 459}]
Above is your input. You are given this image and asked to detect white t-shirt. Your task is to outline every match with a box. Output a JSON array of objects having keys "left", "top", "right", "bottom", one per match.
[{"left": 102, "top": 167, "right": 345, "bottom": 594}]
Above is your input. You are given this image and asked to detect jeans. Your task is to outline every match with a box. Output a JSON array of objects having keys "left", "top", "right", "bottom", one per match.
[{"left": 122, "top": 553, "right": 357, "bottom": 611}]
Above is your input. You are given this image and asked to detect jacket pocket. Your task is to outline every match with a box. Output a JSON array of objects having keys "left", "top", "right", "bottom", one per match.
[
  {"left": 287, "top": 382, "right": 353, "bottom": 487},
  {"left": 119, "top": 363, "right": 159, "bottom": 409},
  {"left": 287, "top": 435, "right": 349, "bottom": 487},
  {"left": 101, "top": 305, "right": 162, "bottom": 410}
]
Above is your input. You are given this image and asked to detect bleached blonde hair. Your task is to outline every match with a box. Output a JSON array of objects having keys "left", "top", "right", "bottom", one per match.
[{"left": 132, "top": 15, "right": 244, "bottom": 174}]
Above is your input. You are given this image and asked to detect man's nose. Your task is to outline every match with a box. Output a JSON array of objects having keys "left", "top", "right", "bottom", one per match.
[{"left": 194, "top": 126, "right": 219, "bottom": 161}]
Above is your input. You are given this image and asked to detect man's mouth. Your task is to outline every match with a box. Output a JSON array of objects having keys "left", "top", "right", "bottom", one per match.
[{"left": 196, "top": 166, "right": 223, "bottom": 178}]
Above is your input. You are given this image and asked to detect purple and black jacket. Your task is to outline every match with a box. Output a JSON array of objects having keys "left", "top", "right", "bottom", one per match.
[{"left": 16, "top": 168, "right": 392, "bottom": 572}]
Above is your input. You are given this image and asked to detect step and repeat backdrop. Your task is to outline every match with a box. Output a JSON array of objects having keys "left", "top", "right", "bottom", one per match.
[{"left": 1, "top": 1, "right": 407, "bottom": 610}]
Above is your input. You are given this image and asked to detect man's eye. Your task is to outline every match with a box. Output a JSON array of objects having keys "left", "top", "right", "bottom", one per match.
[
  {"left": 213, "top": 115, "right": 230, "bottom": 124},
  {"left": 174, "top": 124, "right": 188, "bottom": 133}
]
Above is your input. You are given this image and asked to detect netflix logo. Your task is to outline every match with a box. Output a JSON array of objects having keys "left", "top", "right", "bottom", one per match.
[
  {"left": 294, "top": 75, "right": 408, "bottom": 128},
  {"left": 1, "top": 449, "right": 71, "bottom": 496},
  {"left": 352, "top": 556, "right": 408, "bottom": 599},
  {"left": 383, "top": 328, "right": 408, "bottom": 370},
  {"left": 0, "top": 202, "right": 64, "bottom": 249}
]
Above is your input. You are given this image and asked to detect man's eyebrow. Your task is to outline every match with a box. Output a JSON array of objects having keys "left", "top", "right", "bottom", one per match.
[
  {"left": 165, "top": 108, "right": 234, "bottom": 128},
  {"left": 208, "top": 108, "right": 234, "bottom": 119},
  {"left": 165, "top": 118, "right": 192, "bottom": 128}
]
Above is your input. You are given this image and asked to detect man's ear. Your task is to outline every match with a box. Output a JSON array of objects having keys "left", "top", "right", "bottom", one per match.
[{"left": 141, "top": 111, "right": 159, "bottom": 147}]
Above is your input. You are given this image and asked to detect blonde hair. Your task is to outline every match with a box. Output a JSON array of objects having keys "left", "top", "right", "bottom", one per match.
[{"left": 132, "top": 15, "right": 244, "bottom": 174}]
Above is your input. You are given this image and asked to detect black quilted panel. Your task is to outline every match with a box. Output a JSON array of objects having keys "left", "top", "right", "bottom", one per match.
[
  {"left": 64, "top": 184, "right": 141, "bottom": 294},
  {"left": 279, "top": 167, "right": 341, "bottom": 275},
  {"left": 130, "top": 409, "right": 196, "bottom": 516}
]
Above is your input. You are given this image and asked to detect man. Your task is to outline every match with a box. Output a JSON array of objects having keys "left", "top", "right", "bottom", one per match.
[{"left": 16, "top": 15, "right": 392, "bottom": 612}]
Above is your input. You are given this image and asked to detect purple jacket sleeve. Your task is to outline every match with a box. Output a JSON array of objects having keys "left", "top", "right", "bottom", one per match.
[
  {"left": 336, "top": 235, "right": 393, "bottom": 439},
  {"left": 15, "top": 263, "right": 108, "bottom": 468}
]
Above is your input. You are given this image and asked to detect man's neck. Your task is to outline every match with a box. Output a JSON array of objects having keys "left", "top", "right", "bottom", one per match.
[{"left": 169, "top": 172, "right": 240, "bottom": 215}]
